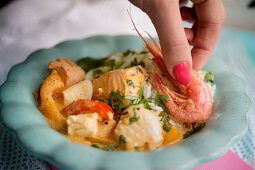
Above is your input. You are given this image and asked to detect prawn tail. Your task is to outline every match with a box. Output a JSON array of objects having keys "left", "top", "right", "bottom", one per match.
[{"left": 128, "top": 10, "right": 179, "bottom": 87}]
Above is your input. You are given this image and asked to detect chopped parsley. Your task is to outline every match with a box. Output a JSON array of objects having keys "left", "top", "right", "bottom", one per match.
[
  {"left": 162, "top": 116, "right": 171, "bottom": 132},
  {"left": 119, "top": 135, "right": 127, "bottom": 144},
  {"left": 122, "top": 49, "right": 135, "bottom": 57},
  {"left": 142, "top": 99, "right": 152, "bottom": 110},
  {"left": 138, "top": 82, "right": 143, "bottom": 98},
  {"left": 108, "top": 91, "right": 125, "bottom": 111},
  {"left": 129, "top": 108, "right": 139, "bottom": 124},
  {"left": 145, "top": 77, "right": 150, "bottom": 82},
  {"left": 140, "top": 51, "right": 149, "bottom": 54},
  {"left": 115, "top": 61, "right": 124, "bottom": 68},
  {"left": 204, "top": 72, "right": 215, "bottom": 83},
  {"left": 127, "top": 79, "right": 135, "bottom": 88},
  {"left": 159, "top": 94, "right": 169, "bottom": 104},
  {"left": 134, "top": 146, "right": 140, "bottom": 151},
  {"left": 137, "top": 67, "right": 143, "bottom": 74},
  {"left": 91, "top": 144, "right": 118, "bottom": 151},
  {"left": 183, "top": 123, "right": 206, "bottom": 139},
  {"left": 130, "top": 58, "right": 145, "bottom": 68}
]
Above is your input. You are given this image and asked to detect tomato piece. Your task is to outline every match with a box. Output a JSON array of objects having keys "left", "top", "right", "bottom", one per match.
[{"left": 61, "top": 99, "right": 114, "bottom": 120}]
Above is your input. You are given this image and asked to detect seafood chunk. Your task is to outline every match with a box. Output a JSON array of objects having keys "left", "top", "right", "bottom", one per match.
[
  {"left": 67, "top": 113, "right": 116, "bottom": 144},
  {"left": 40, "top": 70, "right": 66, "bottom": 130},
  {"left": 62, "top": 80, "right": 93, "bottom": 106},
  {"left": 115, "top": 105, "right": 163, "bottom": 150},
  {"left": 92, "top": 66, "right": 147, "bottom": 103},
  {"left": 48, "top": 58, "right": 85, "bottom": 88},
  {"left": 67, "top": 113, "right": 100, "bottom": 138}
]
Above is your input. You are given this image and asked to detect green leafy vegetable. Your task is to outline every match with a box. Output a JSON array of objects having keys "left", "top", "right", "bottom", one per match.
[
  {"left": 183, "top": 123, "right": 206, "bottom": 139},
  {"left": 122, "top": 49, "right": 135, "bottom": 57},
  {"left": 204, "top": 72, "right": 215, "bottom": 83},
  {"left": 162, "top": 116, "right": 171, "bottom": 132},
  {"left": 119, "top": 135, "right": 127, "bottom": 144},
  {"left": 129, "top": 108, "right": 139, "bottom": 124},
  {"left": 77, "top": 57, "right": 107, "bottom": 72}
]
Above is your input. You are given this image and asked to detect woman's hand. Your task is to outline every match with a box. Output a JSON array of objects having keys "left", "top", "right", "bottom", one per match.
[{"left": 129, "top": 0, "right": 226, "bottom": 84}]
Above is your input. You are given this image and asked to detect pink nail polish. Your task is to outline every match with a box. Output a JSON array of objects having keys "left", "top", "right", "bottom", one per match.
[{"left": 173, "top": 62, "right": 191, "bottom": 85}]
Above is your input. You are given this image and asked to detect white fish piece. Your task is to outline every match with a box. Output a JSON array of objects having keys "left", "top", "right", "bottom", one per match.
[
  {"left": 67, "top": 113, "right": 101, "bottom": 138},
  {"left": 115, "top": 105, "right": 163, "bottom": 150}
]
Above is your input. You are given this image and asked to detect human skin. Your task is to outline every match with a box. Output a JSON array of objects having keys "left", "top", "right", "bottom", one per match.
[{"left": 129, "top": 0, "right": 226, "bottom": 84}]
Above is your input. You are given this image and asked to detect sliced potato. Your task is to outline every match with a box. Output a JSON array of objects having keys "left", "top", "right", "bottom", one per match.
[{"left": 63, "top": 80, "right": 93, "bottom": 106}]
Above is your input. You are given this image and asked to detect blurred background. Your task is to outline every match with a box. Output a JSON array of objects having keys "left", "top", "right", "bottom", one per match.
[{"left": 0, "top": 0, "right": 255, "bottom": 169}]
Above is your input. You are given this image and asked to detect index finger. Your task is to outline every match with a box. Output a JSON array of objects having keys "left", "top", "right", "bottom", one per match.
[
  {"left": 146, "top": 0, "right": 192, "bottom": 79},
  {"left": 191, "top": 0, "right": 224, "bottom": 70}
]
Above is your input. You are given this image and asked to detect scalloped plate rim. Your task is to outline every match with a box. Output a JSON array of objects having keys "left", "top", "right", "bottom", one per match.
[{"left": 0, "top": 34, "right": 252, "bottom": 170}]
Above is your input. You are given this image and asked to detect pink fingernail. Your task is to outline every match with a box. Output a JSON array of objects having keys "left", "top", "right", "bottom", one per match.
[{"left": 173, "top": 62, "right": 191, "bottom": 85}]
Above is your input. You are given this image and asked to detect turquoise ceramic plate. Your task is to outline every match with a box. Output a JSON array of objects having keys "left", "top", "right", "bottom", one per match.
[{"left": 0, "top": 35, "right": 251, "bottom": 170}]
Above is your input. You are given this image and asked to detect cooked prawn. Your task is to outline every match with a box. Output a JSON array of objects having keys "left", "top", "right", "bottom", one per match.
[{"left": 128, "top": 12, "right": 213, "bottom": 123}]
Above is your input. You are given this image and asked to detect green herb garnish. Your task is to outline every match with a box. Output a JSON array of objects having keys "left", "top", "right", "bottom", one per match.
[
  {"left": 183, "top": 123, "right": 206, "bottom": 139},
  {"left": 91, "top": 144, "right": 118, "bottom": 151},
  {"left": 77, "top": 57, "right": 107, "bottom": 72},
  {"left": 119, "top": 135, "right": 127, "bottom": 144},
  {"left": 127, "top": 79, "right": 135, "bottom": 88},
  {"left": 115, "top": 61, "right": 124, "bottom": 68},
  {"left": 134, "top": 146, "right": 140, "bottom": 151},
  {"left": 145, "top": 77, "right": 150, "bottom": 82},
  {"left": 140, "top": 51, "right": 149, "bottom": 54},
  {"left": 129, "top": 108, "right": 139, "bottom": 124},
  {"left": 137, "top": 67, "right": 143, "bottom": 74},
  {"left": 142, "top": 99, "right": 152, "bottom": 110},
  {"left": 138, "top": 82, "right": 143, "bottom": 98},
  {"left": 159, "top": 94, "right": 169, "bottom": 104},
  {"left": 130, "top": 58, "right": 145, "bottom": 68},
  {"left": 204, "top": 72, "right": 215, "bottom": 83},
  {"left": 122, "top": 49, "right": 135, "bottom": 57},
  {"left": 162, "top": 116, "right": 171, "bottom": 132},
  {"left": 109, "top": 91, "right": 125, "bottom": 111}
]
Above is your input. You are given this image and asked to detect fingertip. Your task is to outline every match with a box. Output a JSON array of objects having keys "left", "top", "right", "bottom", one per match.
[{"left": 173, "top": 61, "right": 192, "bottom": 85}]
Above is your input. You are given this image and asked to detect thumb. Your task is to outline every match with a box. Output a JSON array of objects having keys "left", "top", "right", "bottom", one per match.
[{"left": 146, "top": 0, "right": 192, "bottom": 84}]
